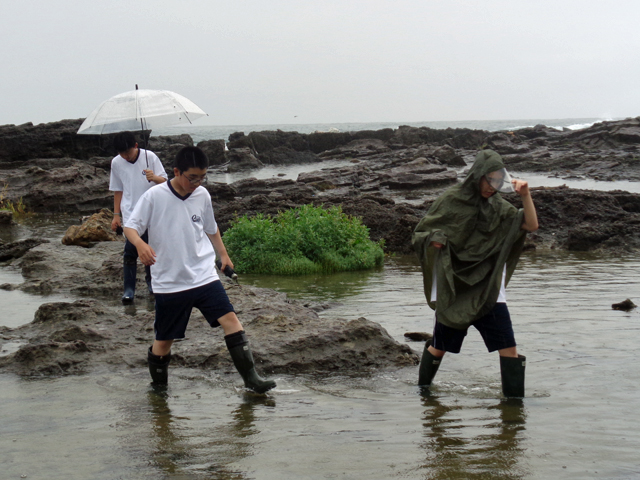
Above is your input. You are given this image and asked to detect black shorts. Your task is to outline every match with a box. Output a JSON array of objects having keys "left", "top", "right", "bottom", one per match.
[
  {"left": 431, "top": 303, "right": 516, "bottom": 353},
  {"left": 153, "top": 280, "right": 235, "bottom": 341}
]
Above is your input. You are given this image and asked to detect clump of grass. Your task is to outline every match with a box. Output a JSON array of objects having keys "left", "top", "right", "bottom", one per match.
[
  {"left": 0, "top": 183, "right": 32, "bottom": 218},
  {"left": 223, "top": 204, "right": 384, "bottom": 275}
]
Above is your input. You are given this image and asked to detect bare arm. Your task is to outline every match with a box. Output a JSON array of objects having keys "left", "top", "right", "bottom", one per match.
[
  {"left": 512, "top": 180, "right": 539, "bottom": 232},
  {"left": 111, "top": 191, "right": 123, "bottom": 231},
  {"left": 207, "top": 230, "right": 234, "bottom": 270},
  {"left": 123, "top": 227, "right": 157, "bottom": 266}
]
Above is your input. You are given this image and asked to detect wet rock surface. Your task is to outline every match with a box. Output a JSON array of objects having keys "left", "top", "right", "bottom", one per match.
[
  {"left": 0, "top": 241, "right": 418, "bottom": 376},
  {"left": 4, "top": 117, "right": 640, "bottom": 378},
  {"left": 0, "top": 238, "right": 49, "bottom": 262}
]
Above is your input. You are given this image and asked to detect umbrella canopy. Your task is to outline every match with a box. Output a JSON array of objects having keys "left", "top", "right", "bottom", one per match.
[{"left": 77, "top": 88, "right": 207, "bottom": 135}]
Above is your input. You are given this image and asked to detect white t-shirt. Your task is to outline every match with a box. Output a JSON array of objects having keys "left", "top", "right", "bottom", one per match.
[
  {"left": 109, "top": 148, "right": 168, "bottom": 224},
  {"left": 125, "top": 181, "right": 220, "bottom": 293},
  {"left": 431, "top": 264, "right": 507, "bottom": 303}
]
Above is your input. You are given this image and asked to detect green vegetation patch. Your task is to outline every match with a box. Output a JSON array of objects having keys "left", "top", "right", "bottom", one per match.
[{"left": 223, "top": 204, "right": 384, "bottom": 275}]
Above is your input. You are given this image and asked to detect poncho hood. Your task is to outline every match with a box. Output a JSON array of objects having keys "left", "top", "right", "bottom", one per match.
[{"left": 412, "top": 149, "right": 526, "bottom": 329}]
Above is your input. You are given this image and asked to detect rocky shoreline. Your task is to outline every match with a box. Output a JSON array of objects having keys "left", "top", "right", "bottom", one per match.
[{"left": 1, "top": 117, "right": 640, "bottom": 378}]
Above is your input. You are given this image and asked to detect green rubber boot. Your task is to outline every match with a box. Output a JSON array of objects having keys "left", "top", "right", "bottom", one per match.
[
  {"left": 148, "top": 346, "right": 171, "bottom": 385},
  {"left": 225, "top": 331, "right": 276, "bottom": 394},
  {"left": 500, "top": 354, "right": 526, "bottom": 398},
  {"left": 418, "top": 341, "right": 442, "bottom": 389}
]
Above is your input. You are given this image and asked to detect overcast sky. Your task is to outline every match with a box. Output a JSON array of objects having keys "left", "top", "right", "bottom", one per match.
[{"left": 2, "top": 0, "right": 639, "bottom": 127}]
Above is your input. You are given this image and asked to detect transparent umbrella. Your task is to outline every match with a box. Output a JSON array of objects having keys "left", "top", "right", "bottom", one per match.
[{"left": 76, "top": 86, "right": 207, "bottom": 135}]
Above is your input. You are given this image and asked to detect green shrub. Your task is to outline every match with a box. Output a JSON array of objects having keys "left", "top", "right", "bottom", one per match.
[{"left": 223, "top": 204, "right": 384, "bottom": 275}]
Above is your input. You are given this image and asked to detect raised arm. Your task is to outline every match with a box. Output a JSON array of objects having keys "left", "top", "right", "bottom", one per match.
[{"left": 512, "top": 179, "right": 539, "bottom": 232}]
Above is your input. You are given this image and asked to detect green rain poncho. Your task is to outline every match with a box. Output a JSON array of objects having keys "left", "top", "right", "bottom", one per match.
[{"left": 412, "top": 149, "right": 527, "bottom": 330}]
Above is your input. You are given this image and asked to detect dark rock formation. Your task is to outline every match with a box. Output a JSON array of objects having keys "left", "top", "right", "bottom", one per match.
[
  {"left": 404, "top": 332, "right": 432, "bottom": 342},
  {"left": 0, "top": 238, "right": 48, "bottom": 262},
  {"left": 0, "top": 159, "right": 112, "bottom": 213},
  {"left": 0, "top": 210, "right": 12, "bottom": 224},
  {"left": 196, "top": 139, "right": 226, "bottom": 166},
  {"left": 226, "top": 147, "right": 264, "bottom": 172},
  {"left": 0, "top": 241, "right": 418, "bottom": 376},
  {"left": 611, "top": 299, "right": 636, "bottom": 311}
]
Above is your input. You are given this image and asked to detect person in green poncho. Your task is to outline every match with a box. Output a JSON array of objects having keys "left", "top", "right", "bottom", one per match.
[{"left": 412, "top": 149, "right": 538, "bottom": 397}]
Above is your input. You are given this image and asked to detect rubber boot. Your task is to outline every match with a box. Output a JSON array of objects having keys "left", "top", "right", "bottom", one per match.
[
  {"left": 500, "top": 354, "right": 526, "bottom": 398},
  {"left": 225, "top": 331, "right": 276, "bottom": 394},
  {"left": 418, "top": 340, "right": 442, "bottom": 389},
  {"left": 145, "top": 265, "right": 153, "bottom": 295},
  {"left": 122, "top": 258, "right": 137, "bottom": 305},
  {"left": 148, "top": 346, "right": 171, "bottom": 385}
]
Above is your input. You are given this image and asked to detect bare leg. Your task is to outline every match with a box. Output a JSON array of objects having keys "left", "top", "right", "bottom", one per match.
[
  {"left": 498, "top": 346, "right": 518, "bottom": 358},
  {"left": 428, "top": 344, "right": 446, "bottom": 358},
  {"left": 217, "top": 311, "right": 244, "bottom": 335},
  {"left": 152, "top": 339, "right": 174, "bottom": 357}
]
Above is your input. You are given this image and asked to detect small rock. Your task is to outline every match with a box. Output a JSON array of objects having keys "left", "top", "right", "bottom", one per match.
[
  {"left": 61, "top": 208, "right": 119, "bottom": 247},
  {"left": 404, "top": 332, "right": 432, "bottom": 342},
  {"left": 611, "top": 299, "right": 636, "bottom": 311},
  {"left": 0, "top": 210, "right": 13, "bottom": 224}
]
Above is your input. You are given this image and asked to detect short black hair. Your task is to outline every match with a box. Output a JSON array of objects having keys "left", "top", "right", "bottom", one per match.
[
  {"left": 113, "top": 131, "right": 137, "bottom": 153},
  {"left": 174, "top": 146, "right": 208, "bottom": 172}
]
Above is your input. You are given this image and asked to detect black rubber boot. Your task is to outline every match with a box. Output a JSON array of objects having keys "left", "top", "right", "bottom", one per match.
[
  {"left": 122, "top": 259, "right": 137, "bottom": 305},
  {"left": 145, "top": 265, "right": 153, "bottom": 295},
  {"left": 148, "top": 346, "right": 171, "bottom": 385},
  {"left": 225, "top": 331, "right": 276, "bottom": 394},
  {"left": 418, "top": 340, "right": 443, "bottom": 389},
  {"left": 500, "top": 354, "right": 526, "bottom": 398}
]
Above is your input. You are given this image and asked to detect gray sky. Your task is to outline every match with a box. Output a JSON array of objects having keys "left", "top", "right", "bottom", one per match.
[{"left": 2, "top": 0, "right": 639, "bottom": 127}]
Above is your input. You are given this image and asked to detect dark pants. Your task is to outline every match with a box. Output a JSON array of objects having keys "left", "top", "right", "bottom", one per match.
[
  {"left": 124, "top": 230, "right": 148, "bottom": 263},
  {"left": 432, "top": 303, "right": 516, "bottom": 353}
]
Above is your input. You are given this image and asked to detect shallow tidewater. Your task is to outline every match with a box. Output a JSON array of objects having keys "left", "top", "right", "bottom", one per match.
[
  {"left": 2, "top": 250, "right": 640, "bottom": 479},
  {"left": 2, "top": 158, "right": 640, "bottom": 478}
]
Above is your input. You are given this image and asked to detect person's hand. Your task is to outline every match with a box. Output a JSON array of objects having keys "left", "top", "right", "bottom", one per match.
[
  {"left": 512, "top": 179, "right": 530, "bottom": 197},
  {"left": 144, "top": 169, "right": 156, "bottom": 182},
  {"left": 430, "top": 241, "right": 443, "bottom": 249},
  {"left": 218, "top": 254, "right": 234, "bottom": 271},
  {"left": 111, "top": 215, "right": 122, "bottom": 232},
  {"left": 136, "top": 242, "right": 157, "bottom": 266}
]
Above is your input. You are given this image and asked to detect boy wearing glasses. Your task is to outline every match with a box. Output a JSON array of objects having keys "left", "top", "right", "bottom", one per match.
[
  {"left": 124, "top": 146, "right": 276, "bottom": 393},
  {"left": 412, "top": 149, "right": 538, "bottom": 398},
  {"left": 110, "top": 131, "right": 167, "bottom": 304}
]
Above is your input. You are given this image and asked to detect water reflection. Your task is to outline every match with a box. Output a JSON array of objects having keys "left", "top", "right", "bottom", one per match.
[
  {"left": 420, "top": 396, "right": 528, "bottom": 480},
  {"left": 240, "top": 264, "right": 385, "bottom": 302},
  {"left": 0, "top": 213, "right": 77, "bottom": 243},
  {"left": 146, "top": 387, "right": 193, "bottom": 476},
  {"left": 146, "top": 387, "right": 275, "bottom": 479}
]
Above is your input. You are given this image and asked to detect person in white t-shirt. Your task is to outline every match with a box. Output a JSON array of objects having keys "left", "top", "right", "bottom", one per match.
[
  {"left": 109, "top": 131, "right": 167, "bottom": 304},
  {"left": 124, "top": 146, "right": 276, "bottom": 393}
]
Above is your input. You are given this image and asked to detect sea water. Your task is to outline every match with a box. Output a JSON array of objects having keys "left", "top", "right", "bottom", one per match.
[{"left": 1, "top": 251, "right": 640, "bottom": 479}]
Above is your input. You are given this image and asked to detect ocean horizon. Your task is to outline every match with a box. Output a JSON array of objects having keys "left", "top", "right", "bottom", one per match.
[{"left": 153, "top": 116, "right": 622, "bottom": 143}]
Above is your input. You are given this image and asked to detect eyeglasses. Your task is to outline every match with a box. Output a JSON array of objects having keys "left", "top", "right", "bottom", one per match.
[{"left": 183, "top": 174, "right": 207, "bottom": 185}]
